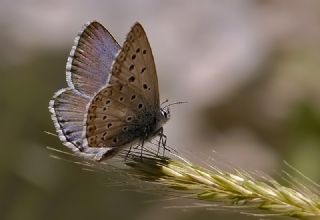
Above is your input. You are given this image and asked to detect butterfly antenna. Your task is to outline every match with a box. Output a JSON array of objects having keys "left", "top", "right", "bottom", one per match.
[
  {"left": 163, "top": 101, "right": 188, "bottom": 109},
  {"left": 161, "top": 99, "right": 169, "bottom": 106}
]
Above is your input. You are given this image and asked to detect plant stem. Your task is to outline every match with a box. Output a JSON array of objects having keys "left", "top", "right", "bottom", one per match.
[{"left": 124, "top": 151, "right": 320, "bottom": 219}]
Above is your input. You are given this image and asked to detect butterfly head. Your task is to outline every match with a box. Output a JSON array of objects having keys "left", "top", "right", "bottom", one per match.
[
  {"left": 160, "top": 107, "right": 170, "bottom": 122},
  {"left": 160, "top": 100, "right": 187, "bottom": 123}
]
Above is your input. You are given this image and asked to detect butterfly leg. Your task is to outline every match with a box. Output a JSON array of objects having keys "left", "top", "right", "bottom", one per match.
[
  {"left": 156, "top": 128, "right": 163, "bottom": 156},
  {"left": 156, "top": 137, "right": 161, "bottom": 156},
  {"left": 140, "top": 139, "right": 145, "bottom": 160},
  {"left": 157, "top": 127, "right": 168, "bottom": 156},
  {"left": 125, "top": 144, "right": 133, "bottom": 161},
  {"left": 161, "top": 133, "right": 167, "bottom": 156},
  {"left": 132, "top": 139, "right": 145, "bottom": 160}
]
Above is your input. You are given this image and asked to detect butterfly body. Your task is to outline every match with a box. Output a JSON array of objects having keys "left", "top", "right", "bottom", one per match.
[{"left": 49, "top": 21, "right": 169, "bottom": 161}]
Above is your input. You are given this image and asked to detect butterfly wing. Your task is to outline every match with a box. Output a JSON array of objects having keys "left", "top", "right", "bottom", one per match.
[
  {"left": 84, "top": 23, "right": 160, "bottom": 150},
  {"left": 110, "top": 23, "right": 160, "bottom": 108},
  {"left": 67, "top": 21, "right": 120, "bottom": 96},
  {"left": 49, "top": 21, "right": 120, "bottom": 151},
  {"left": 49, "top": 88, "right": 90, "bottom": 151}
]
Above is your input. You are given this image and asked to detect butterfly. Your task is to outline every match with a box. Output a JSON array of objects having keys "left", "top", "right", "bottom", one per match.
[{"left": 49, "top": 21, "right": 170, "bottom": 161}]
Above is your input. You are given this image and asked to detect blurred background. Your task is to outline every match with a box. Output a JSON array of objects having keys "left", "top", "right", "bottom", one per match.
[{"left": 1, "top": 0, "right": 320, "bottom": 219}]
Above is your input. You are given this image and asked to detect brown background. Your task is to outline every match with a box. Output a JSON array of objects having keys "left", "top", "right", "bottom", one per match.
[{"left": 1, "top": 1, "right": 320, "bottom": 219}]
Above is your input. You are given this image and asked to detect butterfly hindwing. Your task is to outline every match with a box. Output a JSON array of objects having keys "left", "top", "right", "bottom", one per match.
[
  {"left": 85, "top": 81, "right": 149, "bottom": 148},
  {"left": 49, "top": 88, "right": 90, "bottom": 150}
]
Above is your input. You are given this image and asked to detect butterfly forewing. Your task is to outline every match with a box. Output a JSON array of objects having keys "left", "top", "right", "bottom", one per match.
[
  {"left": 84, "top": 23, "right": 161, "bottom": 150},
  {"left": 67, "top": 21, "right": 120, "bottom": 96},
  {"left": 109, "top": 23, "right": 160, "bottom": 108}
]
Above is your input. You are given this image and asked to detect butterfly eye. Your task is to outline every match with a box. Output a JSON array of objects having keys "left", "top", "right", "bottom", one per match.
[
  {"left": 127, "top": 116, "right": 132, "bottom": 122},
  {"left": 103, "top": 116, "right": 107, "bottom": 120},
  {"left": 142, "top": 49, "right": 146, "bottom": 54},
  {"left": 131, "top": 95, "right": 136, "bottom": 101},
  {"left": 129, "top": 64, "right": 134, "bottom": 71},
  {"left": 143, "top": 84, "right": 148, "bottom": 90},
  {"left": 138, "top": 103, "right": 143, "bottom": 109},
  {"left": 136, "top": 48, "right": 140, "bottom": 53},
  {"left": 119, "top": 97, "right": 124, "bottom": 102},
  {"left": 131, "top": 54, "right": 136, "bottom": 60},
  {"left": 107, "top": 123, "right": 112, "bottom": 128}
]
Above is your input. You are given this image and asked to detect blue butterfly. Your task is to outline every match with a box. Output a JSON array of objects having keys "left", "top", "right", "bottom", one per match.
[{"left": 49, "top": 21, "right": 170, "bottom": 161}]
